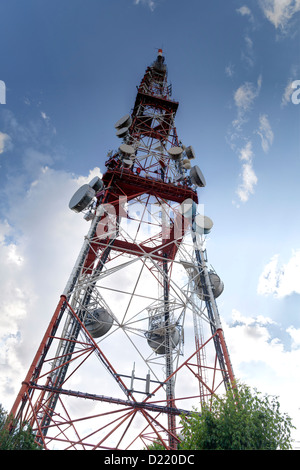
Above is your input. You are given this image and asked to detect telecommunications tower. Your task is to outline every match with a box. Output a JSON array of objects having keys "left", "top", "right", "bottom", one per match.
[{"left": 10, "top": 50, "right": 235, "bottom": 450}]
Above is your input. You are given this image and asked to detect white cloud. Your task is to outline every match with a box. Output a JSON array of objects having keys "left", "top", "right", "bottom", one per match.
[
  {"left": 236, "top": 141, "right": 258, "bottom": 203},
  {"left": 225, "top": 64, "right": 235, "bottom": 77},
  {"left": 0, "top": 219, "right": 34, "bottom": 376},
  {"left": 242, "top": 35, "right": 255, "bottom": 67},
  {"left": 236, "top": 161, "right": 258, "bottom": 202},
  {"left": 282, "top": 78, "right": 298, "bottom": 106},
  {"left": 239, "top": 140, "right": 253, "bottom": 161},
  {"left": 256, "top": 114, "right": 274, "bottom": 152},
  {"left": 0, "top": 158, "right": 102, "bottom": 408},
  {"left": 236, "top": 6, "right": 253, "bottom": 18},
  {"left": 280, "top": 64, "right": 299, "bottom": 107},
  {"left": 231, "top": 309, "right": 275, "bottom": 327},
  {"left": 0, "top": 131, "right": 10, "bottom": 154},
  {"left": 257, "top": 250, "right": 300, "bottom": 297},
  {"left": 236, "top": 8, "right": 256, "bottom": 66},
  {"left": 234, "top": 82, "right": 256, "bottom": 111},
  {"left": 230, "top": 80, "right": 264, "bottom": 204},
  {"left": 234, "top": 77, "right": 261, "bottom": 112},
  {"left": 233, "top": 76, "right": 262, "bottom": 129},
  {"left": 257, "top": 254, "right": 281, "bottom": 296},
  {"left": 134, "top": 0, "right": 156, "bottom": 11},
  {"left": 225, "top": 310, "right": 300, "bottom": 444},
  {"left": 0, "top": 109, "right": 103, "bottom": 409},
  {"left": 287, "top": 326, "right": 300, "bottom": 349},
  {"left": 259, "top": 0, "right": 300, "bottom": 30},
  {"left": 40, "top": 111, "right": 49, "bottom": 122},
  {"left": 2, "top": 108, "right": 56, "bottom": 149}
]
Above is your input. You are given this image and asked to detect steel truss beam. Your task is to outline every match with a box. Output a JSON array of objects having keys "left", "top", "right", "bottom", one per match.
[{"left": 10, "top": 290, "right": 233, "bottom": 449}]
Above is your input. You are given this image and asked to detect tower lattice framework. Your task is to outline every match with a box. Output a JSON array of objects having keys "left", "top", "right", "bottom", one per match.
[{"left": 10, "top": 50, "right": 235, "bottom": 450}]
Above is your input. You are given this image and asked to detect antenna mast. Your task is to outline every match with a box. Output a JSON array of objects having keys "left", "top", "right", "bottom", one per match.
[{"left": 10, "top": 50, "right": 235, "bottom": 450}]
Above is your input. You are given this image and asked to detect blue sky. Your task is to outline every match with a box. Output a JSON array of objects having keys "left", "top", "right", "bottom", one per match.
[{"left": 0, "top": 0, "right": 299, "bottom": 446}]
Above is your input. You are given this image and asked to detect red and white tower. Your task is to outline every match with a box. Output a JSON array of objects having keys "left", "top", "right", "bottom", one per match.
[{"left": 10, "top": 50, "right": 235, "bottom": 450}]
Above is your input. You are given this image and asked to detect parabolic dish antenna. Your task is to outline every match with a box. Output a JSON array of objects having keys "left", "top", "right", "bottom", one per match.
[
  {"left": 89, "top": 176, "right": 104, "bottom": 192},
  {"left": 114, "top": 114, "right": 132, "bottom": 129},
  {"left": 197, "top": 272, "right": 224, "bottom": 300},
  {"left": 69, "top": 184, "right": 96, "bottom": 213},
  {"left": 116, "top": 127, "right": 129, "bottom": 138},
  {"left": 167, "top": 146, "right": 183, "bottom": 160},
  {"left": 185, "top": 146, "right": 196, "bottom": 160},
  {"left": 119, "top": 143, "right": 135, "bottom": 156},
  {"left": 182, "top": 158, "right": 191, "bottom": 169},
  {"left": 190, "top": 165, "right": 206, "bottom": 187},
  {"left": 193, "top": 214, "right": 214, "bottom": 234}
]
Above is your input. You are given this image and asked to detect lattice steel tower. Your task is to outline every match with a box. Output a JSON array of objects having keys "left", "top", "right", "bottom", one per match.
[{"left": 10, "top": 50, "right": 235, "bottom": 450}]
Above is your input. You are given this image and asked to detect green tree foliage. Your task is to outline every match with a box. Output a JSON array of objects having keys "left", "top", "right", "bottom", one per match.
[
  {"left": 180, "top": 383, "right": 294, "bottom": 450},
  {"left": 0, "top": 404, "right": 40, "bottom": 450}
]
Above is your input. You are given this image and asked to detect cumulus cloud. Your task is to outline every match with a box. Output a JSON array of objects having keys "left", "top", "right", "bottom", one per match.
[
  {"left": 259, "top": 0, "right": 300, "bottom": 30},
  {"left": 257, "top": 250, "right": 300, "bottom": 297},
  {"left": 0, "top": 163, "right": 103, "bottom": 405},
  {"left": 225, "top": 309, "right": 300, "bottom": 442},
  {"left": 287, "top": 326, "right": 300, "bottom": 349},
  {"left": 0, "top": 135, "right": 102, "bottom": 407},
  {"left": 0, "top": 103, "right": 106, "bottom": 409}
]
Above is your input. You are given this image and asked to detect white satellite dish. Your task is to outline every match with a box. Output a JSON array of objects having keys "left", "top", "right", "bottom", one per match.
[
  {"left": 190, "top": 165, "right": 206, "bottom": 187},
  {"left": 193, "top": 214, "right": 213, "bottom": 234},
  {"left": 167, "top": 146, "right": 183, "bottom": 160},
  {"left": 179, "top": 198, "right": 197, "bottom": 219},
  {"left": 197, "top": 272, "right": 224, "bottom": 300},
  {"left": 185, "top": 146, "right": 196, "bottom": 159},
  {"left": 119, "top": 143, "right": 135, "bottom": 156},
  {"left": 89, "top": 176, "right": 104, "bottom": 192},
  {"left": 123, "top": 159, "right": 133, "bottom": 168},
  {"left": 116, "top": 127, "right": 129, "bottom": 138},
  {"left": 69, "top": 184, "right": 96, "bottom": 213},
  {"left": 84, "top": 307, "right": 114, "bottom": 338},
  {"left": 114, "top": 114, "right": 132, "bottom": 129},
  {"left": 147, "top": 324, "right": 180, "bottom": 355},
  {"left": 182, "top": 158, "right": 191, "bottom": 169}
]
